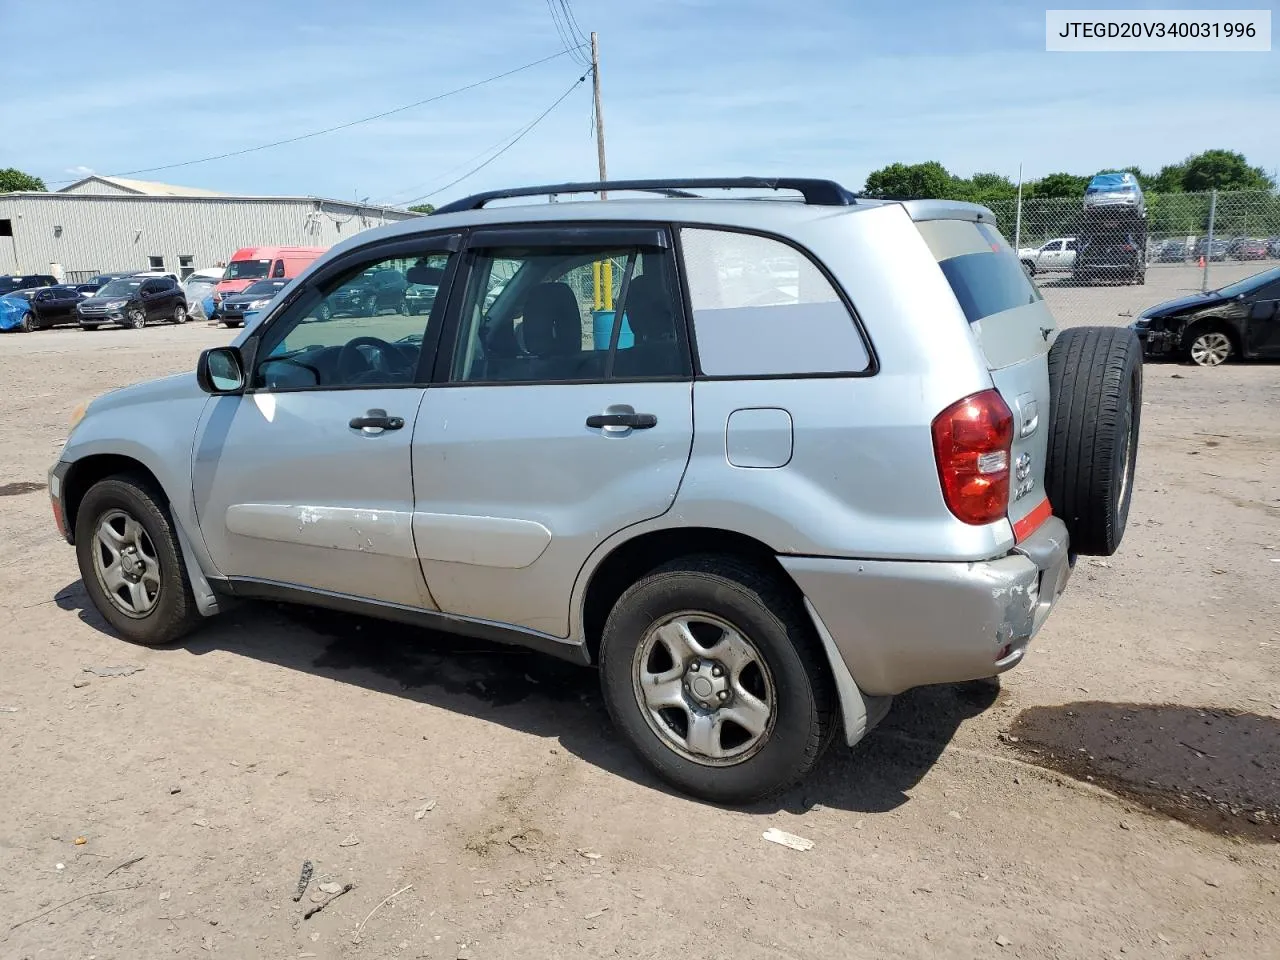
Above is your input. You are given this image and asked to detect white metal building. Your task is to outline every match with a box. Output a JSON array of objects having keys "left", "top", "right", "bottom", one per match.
[{"left": 0, "top": 176, "right": 418, "bottom": 282}]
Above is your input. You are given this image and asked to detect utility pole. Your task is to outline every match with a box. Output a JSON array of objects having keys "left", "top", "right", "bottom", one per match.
[
  {"left": 1013, "top": 162, "right": 1024, "bottom": 253},
  {"left": 591, "top": 31, "right": 607, "bottom": 198}
]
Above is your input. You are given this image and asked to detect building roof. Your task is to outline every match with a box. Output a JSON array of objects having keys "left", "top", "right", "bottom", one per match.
[{"left": 58, "top": 175, "right": 230, "bottom": 197}]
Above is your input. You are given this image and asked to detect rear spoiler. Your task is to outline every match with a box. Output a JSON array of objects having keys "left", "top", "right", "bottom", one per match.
[{"left": 900, "top": 199, "right": 997, "bottom": 224}]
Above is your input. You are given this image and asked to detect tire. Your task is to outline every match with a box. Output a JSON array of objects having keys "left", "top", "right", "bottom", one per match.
[
  {"left": 1044, "top": 326, "right": 1143, "bottom": 557},
  {"left": 19, "top": 312, "right": 35, "bottom": 332},
  {"left": 125, "top": 307, "right": 145, "bottom": 330},
  {"left": 314, "top": 302, "right": 332, "bottom": 322},
  {"left": 74, "top": 474, "right": 201, "bottom": 647},
  {"left": 1185, "top": 324, "right": 1233, "bottom": 367},
  {"left": 172, "top": 303, "right": 188, "bottom": 324},
  {"left": 598, "top": 555, "right": 835, "bottom": 805}
]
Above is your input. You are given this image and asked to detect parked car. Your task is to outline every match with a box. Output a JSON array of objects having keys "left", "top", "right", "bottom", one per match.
[
  {"left": 48, "top": 176, "right": 1142, "bottom": 804},
  {"left": 183, "top": 268, "right": 225, "bottom": 320},
  {"left": 218, "top": 278, "right": 290, "bottom": 327},
  {"left": 1155, "top": 238, "right": 1190, "bottom": 262},
  {"left": 1268, "top": 238, "right": 1280, "bottom": 259},
  {"left": 1074, "top": 208, "right": 1147, "bottom": 284},
  {"left": 213, "top": 245, "right": 327, "bottom": 306},
  {"left": 1191, "top": 237, "right": 1228, "bottom": 262},
  {"left": 1132, "top": 265, "right": 1280, "bottom": 366},
  {"left": 0, "top": 285, "right": 86, "bottom": 330},
  {"left": 0, "top": 273, "right": 57, "bottom": 295},
  {"left": 1083, "top": 171, "right": 1146, "bottom": 216},
  {"left": 323, "top": 267, "right": 409, "bottom": 317},
  {"left": 1231, "top": 238, "right": 1269, "bottom": 261},
  {"left": 76, "top": 275, "right": 188, "bottom": 330},
  {"left": 0, "top": 291, "right": 38, "bottom": 332},
  {"left": 1017, "top": 237, "right": 1077, "bottom": 276}
]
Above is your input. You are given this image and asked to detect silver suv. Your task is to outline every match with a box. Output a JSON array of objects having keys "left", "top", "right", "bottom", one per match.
[{"left": 48, "top": 178, "right": 1143, "bottom": 804}]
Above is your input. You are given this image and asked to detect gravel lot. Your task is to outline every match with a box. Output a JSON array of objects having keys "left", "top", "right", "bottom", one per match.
[{"left": 1, "top": 278, "right": 1278, "bottom": 958}]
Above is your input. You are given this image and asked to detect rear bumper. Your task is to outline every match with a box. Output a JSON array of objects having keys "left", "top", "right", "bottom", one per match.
[{"left": 781, "top": 517, "right": 1073, "bottom": 696}]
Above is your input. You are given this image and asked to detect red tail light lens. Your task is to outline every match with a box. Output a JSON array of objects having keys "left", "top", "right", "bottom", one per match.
[{"left": 931, "top": 390, "right": 1014, "bottom": 525}]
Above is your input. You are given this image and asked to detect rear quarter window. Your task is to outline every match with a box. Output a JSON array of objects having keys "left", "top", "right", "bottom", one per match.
[
  {"left": 916, "top": 219, "right": 1042, "bottom": 324},
  {"left": 679, "top": 227, "right": 870, "bottom": 376}
]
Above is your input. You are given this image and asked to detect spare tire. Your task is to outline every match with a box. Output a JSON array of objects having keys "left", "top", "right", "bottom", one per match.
[{"left": 1044, "top": 326, "right": 1142, "bottom": 556}]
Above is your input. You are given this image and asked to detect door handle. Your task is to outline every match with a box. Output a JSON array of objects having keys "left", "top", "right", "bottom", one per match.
[
  {"left": 349, "top": 410, "right": 404, "bottom": 431},
  {"left": 586, "top": 412, "right": 657, "bottom": 429}
]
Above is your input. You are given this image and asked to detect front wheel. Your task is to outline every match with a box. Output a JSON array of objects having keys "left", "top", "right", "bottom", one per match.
[
  {"left": 599, "top": 556, "right": 835, "bottom": 805},
  {"left": 125, "top": 307, "right": 145, "bottom": 330},
  {"left": 19, "top": 312, "right": 35, "bottom": 332},
  {"left": 1188, "top": 328, "right": 1232, "bottom": 367},
  {"left": 75, "top": 475, "right": 201, "bottom": 646}
]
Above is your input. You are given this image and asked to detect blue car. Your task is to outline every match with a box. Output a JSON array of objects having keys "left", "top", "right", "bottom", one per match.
[{"left": 0, "top": 292, "right": 35, "bottom": 332}]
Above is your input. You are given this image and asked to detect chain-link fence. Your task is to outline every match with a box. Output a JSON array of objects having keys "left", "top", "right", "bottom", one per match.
[{"left": 985, "top": 189, "right": 1280, "bottom": 328}]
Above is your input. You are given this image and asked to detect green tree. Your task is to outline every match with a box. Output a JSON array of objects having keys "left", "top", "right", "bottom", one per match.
[
  {"left": 407, "top": 203, "right": 436, "bottom": 214},
  {"left": 1027, "top": 172, "right": 1089, "bottom": 199},
  {"left": 0, "top": 167, "right": 46, "bottom": 192},
  {"left": 1179, "top": 149, "right": 1273, "bottom": 192},
  {"left": 1149, "top": 163, "right": 1187, "bottom": 193},
  {"left": 862, "top": 161, "right": 954, "bottom": 199},
  {"left": 958, "top": 171, "right": 1017, "bottom": 205}
]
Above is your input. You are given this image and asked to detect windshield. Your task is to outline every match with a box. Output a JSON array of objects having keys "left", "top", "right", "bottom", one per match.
[
  {"left": 0, "top": 279, "right": 23, "bottom": 293},
  {"left": 225, "top": 259, "right": 271, "bottom": 280},
  {"left": 98, "top": 279, "right": 143, "bottom": 298},
  {"left": 1213, "top": 266, "right": 1280, "bottom": 299},
  {"left": 243, "top": 279, "right": 288, "bottom": 296}
]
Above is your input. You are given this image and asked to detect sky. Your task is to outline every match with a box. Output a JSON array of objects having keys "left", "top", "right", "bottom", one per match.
[{"left": 2, "top": 0, "right": 1276, "bottom": 206}]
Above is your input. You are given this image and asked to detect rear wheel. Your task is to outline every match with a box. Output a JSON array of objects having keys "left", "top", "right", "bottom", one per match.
[
  {"left": 599, "top": 555, "right": 835, "bottom": 804},
  {"left": 1187, "top": 327, "right": 1233, "bottom": 367},
  {"left": 75, "top": 475, "right": 201, "bottom": 646},
  {"left": 172, "top": 303, "right": 188, "bottom": 324},
  {"left": 1045, "top": 327, "right": 1143, "bottom": 557}
]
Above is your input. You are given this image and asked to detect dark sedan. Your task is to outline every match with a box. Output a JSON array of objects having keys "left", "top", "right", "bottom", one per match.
[
  {"left": 325, "top": 268, "right": 409, "bottom": 317},
  {"left": 1130, "top": 265, "right": 1280, "bottom": 366},
  {"left": 1232, "top": 239, "right": 1269, "bottom": 261},
  {"left": 219, "top": 278, "right": 289, "bottom": 328},
  {"left": 3, "top": 285, "right": 86, "bottom": 330}
]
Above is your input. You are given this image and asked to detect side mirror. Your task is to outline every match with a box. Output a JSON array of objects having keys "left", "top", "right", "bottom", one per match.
[
  {"left": 197, "top": 346, "right": 247, "bottom": 394},
  {"left": 1249, "top": 301, "right": 1277, "bottom": 320}
]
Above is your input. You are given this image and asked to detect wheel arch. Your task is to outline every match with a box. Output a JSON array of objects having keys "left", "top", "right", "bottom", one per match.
[
  {"left": 62, "top": 452, "right": 222, "bottom": 616},
  {"left": 1181, "top": 315, "right": 1241, "bottom": 355}
]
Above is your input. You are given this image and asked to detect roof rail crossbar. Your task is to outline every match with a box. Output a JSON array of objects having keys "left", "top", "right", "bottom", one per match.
[{"left": 432, "top": 177, "right": 856, "bottom": 215}]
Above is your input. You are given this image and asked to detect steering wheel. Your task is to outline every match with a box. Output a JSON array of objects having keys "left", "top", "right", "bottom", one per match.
[{"left": 337, "top": 336, "right": 396, "bottom": 382}]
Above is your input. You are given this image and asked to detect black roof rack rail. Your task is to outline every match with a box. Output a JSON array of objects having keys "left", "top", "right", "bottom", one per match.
[{"left": 431, "top": 177, "right": 857, "bottom": 215}]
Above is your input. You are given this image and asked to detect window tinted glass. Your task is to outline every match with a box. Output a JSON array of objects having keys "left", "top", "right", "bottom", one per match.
[
  {"left": 225, "top": 258, "right": 271, "bottom": 280},
  {"left": 680, "top": 228, "right": 869, "bottom": 376},
  {"left": 451, "top": 244, "right": 688, "bottom": 384},
  {"left": 254, "top": 249, "right": 452, "bottom": 390},
  {"left": 917, "top": 219, "right": 1043, "bottom": 324}
]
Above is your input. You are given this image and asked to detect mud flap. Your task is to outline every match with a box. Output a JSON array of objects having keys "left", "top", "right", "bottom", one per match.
[
  {"left": 172, "top": 517, "right": 224, "bottom": 617},
  {"left": 802, "top": 598, "right": 892, "bottom": 747}
]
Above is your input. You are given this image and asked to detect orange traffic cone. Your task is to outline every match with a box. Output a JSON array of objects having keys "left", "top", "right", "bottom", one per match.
[{"left": 1198, "top": 255, "right": 1206, "bottom": 268}]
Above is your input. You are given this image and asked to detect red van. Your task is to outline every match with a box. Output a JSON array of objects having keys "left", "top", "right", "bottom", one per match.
[{"left": 213, "top": 246, "right": 327, "bottom": 305}]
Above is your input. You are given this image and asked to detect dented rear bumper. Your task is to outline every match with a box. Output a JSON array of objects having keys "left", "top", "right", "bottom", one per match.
[{"left": 780, "top": 517, "right": 1073, "bottom": 697}]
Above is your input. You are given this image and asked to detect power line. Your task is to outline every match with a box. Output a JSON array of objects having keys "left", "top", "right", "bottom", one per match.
[
  {"left": 546, "top": 0, "right": 590, "bottom": 66},
  {"left": 400, "top": 71, "right": 590, "bottom": 208},
  {"left": 47, "top": 48, "right": 584, "bottom": 185},
  {"left": 559, "top": 0, "right": 591, "bottom": 48}
]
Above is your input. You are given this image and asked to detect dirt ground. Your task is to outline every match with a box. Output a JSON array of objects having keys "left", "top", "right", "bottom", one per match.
[{"left": 1, "top": 286, "right": 1278, "bottom": 959}]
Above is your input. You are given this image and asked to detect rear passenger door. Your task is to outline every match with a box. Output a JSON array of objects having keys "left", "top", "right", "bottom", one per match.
[{"left": 412, "top": 224, "right": 694, "bottom": 637}]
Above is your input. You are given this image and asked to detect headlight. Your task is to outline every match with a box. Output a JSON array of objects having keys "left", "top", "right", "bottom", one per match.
[
  {"left": 249, "top": 298, "right": 272, "bottom": 308},
  {"left": 107, "top": 299, "right": 126, "bottom": 308}
]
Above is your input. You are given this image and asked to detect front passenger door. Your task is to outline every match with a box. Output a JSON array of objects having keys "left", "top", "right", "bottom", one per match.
[
  {"left": 1245, "top": 280, "right": 1280, "bottom": 357},
  {"left": 191, "top": 234, "right": 461, "bottom": 608},
  {"left": 140, "top": 281, "right": 164, "bottom": 321}
]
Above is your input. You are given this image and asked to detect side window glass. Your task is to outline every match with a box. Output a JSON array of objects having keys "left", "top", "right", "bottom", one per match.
[
  {"left": 450, "top": 243, "right": 688, "bottom": 384},
  {"left": 680, "top": 228, "right": 870, "bottom": 376},
  {"left": 1065, "top": 239, "right": 1078, "bottom": 251},
  {"left": 254, "top": 249, "right": 453, "bottom": 391},
  {"left": 271, "top": 259, "right": 286, "bottom": 278}
]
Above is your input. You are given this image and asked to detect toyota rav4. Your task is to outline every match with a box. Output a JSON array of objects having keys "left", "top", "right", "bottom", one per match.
[{"left": 48, "top": 177, "right": 1142, "bottom": 803}]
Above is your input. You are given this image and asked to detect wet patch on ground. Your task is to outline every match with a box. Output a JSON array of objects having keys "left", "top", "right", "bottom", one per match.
[
  {"left": 0, "top": 481, "right": 44, "bottom": 496},
  {"left": 1009, "top": 701, "right": 1279, "bottom": 842}
]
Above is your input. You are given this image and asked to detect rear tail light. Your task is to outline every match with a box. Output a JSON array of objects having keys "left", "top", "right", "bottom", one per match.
[{"left": 931, "top": 390, "right": 1014, "bottom": 526}]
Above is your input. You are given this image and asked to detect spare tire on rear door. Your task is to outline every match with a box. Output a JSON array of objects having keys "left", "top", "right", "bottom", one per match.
[{"left": 1044, "top": 326, "right": 1142, "bottom": 556}]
